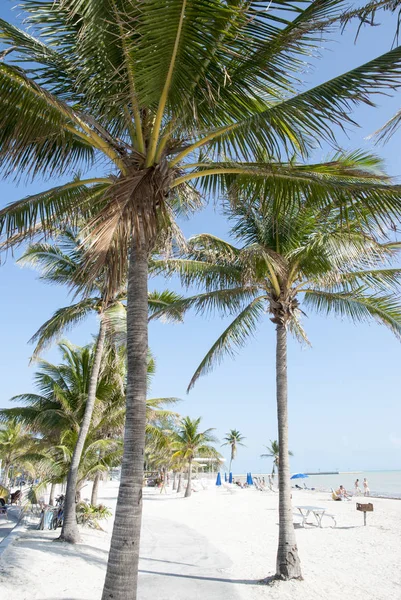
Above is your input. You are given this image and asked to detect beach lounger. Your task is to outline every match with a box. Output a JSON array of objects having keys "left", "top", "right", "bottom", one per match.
[
  {"left": 331, "top": 488, "right": 352, "bottom": 502},
  {"left": 222, "top": 482, "right": 239, "bottom": 494}
]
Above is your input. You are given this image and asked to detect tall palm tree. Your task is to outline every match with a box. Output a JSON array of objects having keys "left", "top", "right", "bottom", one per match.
[
  {"left": 261, "top": 440, "right": 293, "bottom": 481},
  {"left": 19, "top": 229, "right": 184, "bottom": 542},
  {"left": 222, "top": 429, "right": 246, "bottom": 474},
  {"left": 172, "top": 417, "right": 218, "bottom": 498},
  {"left": 152, "top": 194, "right": 401, "bottom": 578},
  {"left": 3, "top": 4, "right": 401, "bottom": 596}
]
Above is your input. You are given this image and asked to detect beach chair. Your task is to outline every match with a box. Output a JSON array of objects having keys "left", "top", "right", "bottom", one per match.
[
  {"left": 222, "top": 482, "right": 239, "bottom": 494},
  {"left": 331, "top": 488, "right": 351, "bottom": 502}
]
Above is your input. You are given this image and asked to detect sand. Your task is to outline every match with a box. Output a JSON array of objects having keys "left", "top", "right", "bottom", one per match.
[{"left": 0, "top": 480, "right": 400, "bottom": 600}]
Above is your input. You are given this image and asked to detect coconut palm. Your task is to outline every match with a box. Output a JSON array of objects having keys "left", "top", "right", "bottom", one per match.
[
  {"left": 19, "top": 228, "right": 185, "bottom": 541},
  {"left": 0, "top": 420, "right": 39, "bottom": 487},
  {"left": 172, "top": 417, "right": 218, "bottom": 498},
  {"left": 151, "top": 193, "right": 401, "bottom": 578},
  {"left": 3, "top": 3, "right": 401, "bottom": 595},
  {"left": 0, "top": 342, "right": 179, "bottom": 503},
  {"left": 261, "top": 440, "right": 293, "bottom": 481},
  {"left": 222, "top": 429, "right": 246, "bottom": 474}
]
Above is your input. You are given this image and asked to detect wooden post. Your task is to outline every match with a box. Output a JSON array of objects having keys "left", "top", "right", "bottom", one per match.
[{"left": 356, "top": 502, "right": 373, "bottom": 526}]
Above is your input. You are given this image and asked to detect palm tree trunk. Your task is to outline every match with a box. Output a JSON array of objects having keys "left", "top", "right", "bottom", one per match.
[
  {"left": 91, "top": 473, "right": 101, "bottom": 506},
  {"left": 184, "top": 460, "right": 193, "bottom": 498},
  {"left": 228, "top": 456, "right": 233, "bottom": 474},
  {"left": 49, "top": 482, "right": 56, "bottom": 506},
  {"left": 275, "top": 323, "right": 302, "bottom": 580},
  {"left": 101, "top": 240, "right": 149, "bottom": 600},
  {"left": 177, "top": 472, "right": 182, "bottom": 493},
  {"left": 2, "top": 463, "right": 10, "bottom": 487},
  {"left": 172, "top": 471, "right": 177, "bottom": 491},
  {"left": 59, "top": 318, "right": 107, "bottom": 543}
]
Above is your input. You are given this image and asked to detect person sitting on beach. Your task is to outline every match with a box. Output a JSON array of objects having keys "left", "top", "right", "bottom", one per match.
[{"left": 336, "top": 485, "right": 349, "bottom": 500}]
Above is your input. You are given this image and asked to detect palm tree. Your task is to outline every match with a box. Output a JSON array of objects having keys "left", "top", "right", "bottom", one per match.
[
  {"left": 0, "top": 342, "right": 179, "bottom": 504},
  {"left": 222, "top": 429, "right": 246, "bottom": 474},
  {"left": 152, "top": 194, "right": 401, "bottom": 578},
  {"left": 3, "top": 4, "right": 401, "bottom": 595},
  {"left": 19, "top": 229, "right": 185, "bottom": 541},
  {"left": 261, "top": 440, "right": 293, "bottom": 481},
  {"left": 0, "top": 420, "right": 39, "bottom": 487},
  {"left": 172, "top": 417, "right": 218, "bottom": 498}
]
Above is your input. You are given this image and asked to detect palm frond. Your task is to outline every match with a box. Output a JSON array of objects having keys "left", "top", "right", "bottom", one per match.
[
  {"left": 187, "top": 296, "right": 266, "bottom": 391},
  {"left": 303, "top": 288, "right": 401, "bottom": 339},
  {"left": 29, "top": 300, "right": 99, "bottom": 359}
]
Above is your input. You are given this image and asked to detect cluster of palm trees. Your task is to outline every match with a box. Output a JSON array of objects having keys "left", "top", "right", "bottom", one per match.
[
  {"left": 1, "top": 1, "right": 401, "bottom": 597},
  {"left": 0, "top": 340, "right": 219, "bottom": 504}
]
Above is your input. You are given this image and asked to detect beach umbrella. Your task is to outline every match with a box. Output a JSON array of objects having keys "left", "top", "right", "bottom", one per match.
[
  {"left": 216, "top": 472, "right": 222, "bottom": 486},
  {"left": 248, "top": 473, "right": 253, "bottom": 485},
  {"left": 224, "top": 472, "right": 227, "bottom": 482},
  {"left": 290, "top": 473, "right": 309, "bottom": 479},
  {"left": 229, "top": 472, "right": 233, "bottom": 484}
]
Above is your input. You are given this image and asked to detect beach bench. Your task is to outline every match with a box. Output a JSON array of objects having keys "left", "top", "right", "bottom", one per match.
[{"left": 295, "top": 505, "right": 337, "bottom": 528}]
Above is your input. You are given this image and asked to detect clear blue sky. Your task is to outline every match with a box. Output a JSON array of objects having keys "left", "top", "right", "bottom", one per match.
[{"left": 0, "top": 3, "right": 400, "bottom": 474}]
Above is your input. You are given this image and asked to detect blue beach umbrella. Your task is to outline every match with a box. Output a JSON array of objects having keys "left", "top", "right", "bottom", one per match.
[
  {"left": 229, "top": 472, "right": 233, "bottom": 484},
  {"left": 216, "top": 472, "right": 222, "bottom": 486},
  {"left": 248, "top": 473, "right": 253, "bottom": 485},
  {"left": 290, "top": 473, "right": 309, "bottom": 479}
]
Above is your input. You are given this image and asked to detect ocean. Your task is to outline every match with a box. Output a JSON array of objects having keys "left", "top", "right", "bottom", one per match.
[{"left": 249, "top": 471, "right": 401, "bottom": 499}]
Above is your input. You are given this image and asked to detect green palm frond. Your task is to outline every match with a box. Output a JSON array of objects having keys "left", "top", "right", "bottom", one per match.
[
  {"left": 29, "top": 300, "right": 99, "bottom": 359},
  {"left": 0, "top": 179, "right": 111, "bottom": 240},
  {"left": 303, "top": 288, "right": 401, "bottom": 339},
  {"left": 187, "top": 296, "right": 267, "bottom": 391},
  {"left": 147, "top": 290, "right": 187, "bottom": 323},
  {"left": 150, "top": 287, "right": 260, "bottom": 323}
]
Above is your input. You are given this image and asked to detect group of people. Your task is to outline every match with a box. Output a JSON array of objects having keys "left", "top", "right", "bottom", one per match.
[
  {"left": 333, "top": 477, "right": 370, "bottom": 501},
  {"left": 354, "top": 477, "right": 370, "bottom": 496}
]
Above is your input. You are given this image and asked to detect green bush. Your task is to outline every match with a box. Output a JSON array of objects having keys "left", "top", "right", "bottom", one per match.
[{"left": 76, "top": 502, "right": 112, "bottom": 530}]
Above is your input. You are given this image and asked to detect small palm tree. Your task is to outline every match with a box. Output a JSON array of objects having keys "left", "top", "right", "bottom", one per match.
[
  {"left": 222, "top": 429, "right": 246, "bottom": 474},
  {"left": 152, "top": 192, "right": 401, "bottom": 578},
  {"left": 0, "top": 420, "right": 39, "bottom": 487},
  {"left": 172, "top": 417, "right": 218, "bottom": 498},
  {"left": 261, "top": 440, "right": 293, "bottom": 481}
]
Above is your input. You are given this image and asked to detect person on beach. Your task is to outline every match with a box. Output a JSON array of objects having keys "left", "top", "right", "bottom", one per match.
[
  {"left": 354, "top": 479, "right": 361, "bottom": 495},
  {"left": 363, "top": 478, "right": 370, "bottom": 496},
  {"left": 335, "top": 485, "right": 349, "bottom": 500}
]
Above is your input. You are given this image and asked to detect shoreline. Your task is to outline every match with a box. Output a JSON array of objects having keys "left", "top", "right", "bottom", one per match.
[{"left": 0, "top": 481, "right": 401, "bottom": 599}]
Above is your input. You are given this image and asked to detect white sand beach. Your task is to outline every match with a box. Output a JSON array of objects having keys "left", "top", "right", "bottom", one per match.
[{"left": 0, "top": 481, "right": 400, "bottom": 600}]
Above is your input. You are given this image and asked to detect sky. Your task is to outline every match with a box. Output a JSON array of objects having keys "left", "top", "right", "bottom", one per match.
[{"left": 0, "top": 2, "right": 401, "bottom": 475}]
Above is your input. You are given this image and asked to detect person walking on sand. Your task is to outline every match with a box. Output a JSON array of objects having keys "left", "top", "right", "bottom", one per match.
[
  {"left": 354, "top": 479, "right": 361, "bottom": 495},
  {"left": 363, "top": 478, "right": 370, "bottom": 496}
]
